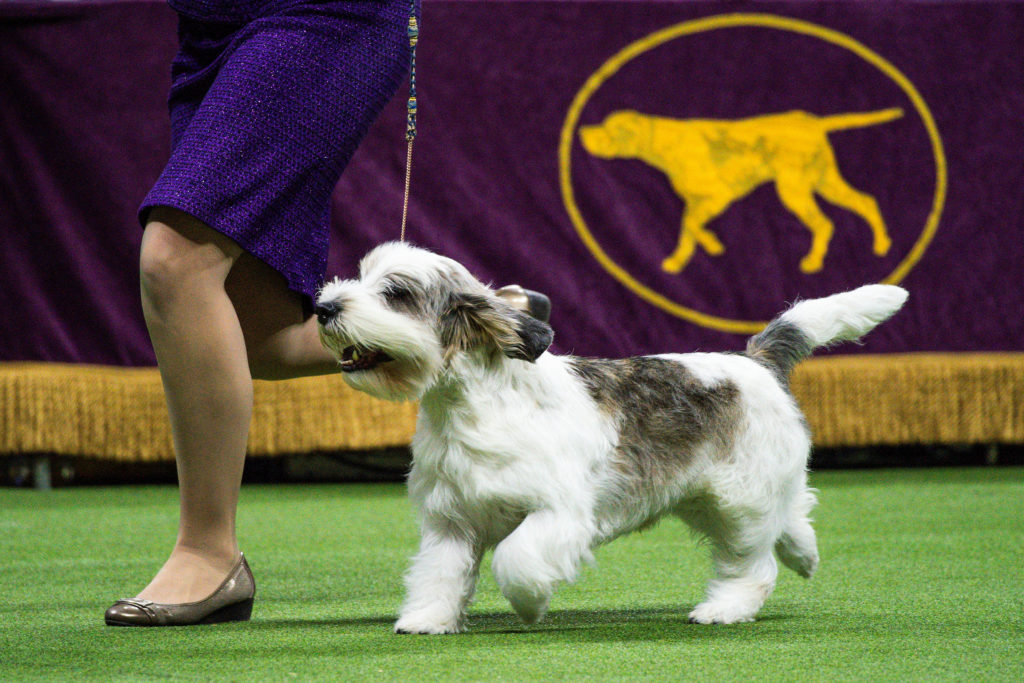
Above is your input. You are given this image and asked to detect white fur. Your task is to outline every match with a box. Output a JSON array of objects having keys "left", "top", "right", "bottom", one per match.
[
  {"left": 316, "top": 244, "right": 907, "bottom": 633},
  {"left": 781, "top": 284, "right": 908, "bottom": 348}
]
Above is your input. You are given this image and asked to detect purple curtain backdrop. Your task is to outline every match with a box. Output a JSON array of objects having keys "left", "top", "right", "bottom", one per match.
[{"left": 2, "top": 0, "right": 1023, "bottom": 366}]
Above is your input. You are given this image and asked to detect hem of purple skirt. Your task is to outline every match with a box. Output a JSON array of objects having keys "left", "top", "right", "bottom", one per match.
[{"left": 137, "top": 198, "right": 319, "bottom": 315}]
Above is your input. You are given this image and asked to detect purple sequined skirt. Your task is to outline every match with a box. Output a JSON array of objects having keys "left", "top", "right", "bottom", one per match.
[{"left": 141, "top": 0, "right": 413, "bottom": 305}]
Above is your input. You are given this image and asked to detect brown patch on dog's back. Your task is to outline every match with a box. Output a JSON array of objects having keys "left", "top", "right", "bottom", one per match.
[{"left": 569, "top": 357, "right": 740, "bottom": 486}]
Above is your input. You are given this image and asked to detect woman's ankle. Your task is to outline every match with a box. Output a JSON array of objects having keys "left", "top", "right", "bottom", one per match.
[
  {"left": 169, "top": 541, "right": 241, "bottom": 571},
  {"left": 135, "top": 546, "right": 241, "bottom": 603}
]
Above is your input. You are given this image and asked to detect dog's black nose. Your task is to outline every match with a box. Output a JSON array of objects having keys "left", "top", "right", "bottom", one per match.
[{"left": 315, "top": 301, "right": 341, "bottom": 325}]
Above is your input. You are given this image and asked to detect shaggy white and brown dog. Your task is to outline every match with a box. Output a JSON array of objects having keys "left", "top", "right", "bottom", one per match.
[{"left": 315, "top": 242, "right": 907, "bottom": 634}]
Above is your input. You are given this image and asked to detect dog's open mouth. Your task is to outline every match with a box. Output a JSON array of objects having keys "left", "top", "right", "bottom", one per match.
[{"left": 340, "top": 345, "right": 393, "bottom": 373}]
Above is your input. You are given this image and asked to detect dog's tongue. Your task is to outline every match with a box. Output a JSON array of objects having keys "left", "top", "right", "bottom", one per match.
[{"left": 340, "top": 346, "right": 393, "bottom": 372}]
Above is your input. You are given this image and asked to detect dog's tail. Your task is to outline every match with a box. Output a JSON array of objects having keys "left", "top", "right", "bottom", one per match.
[
  {"left": 819, "top": 108, "right": 904, "bottom": 132},
  {"left": 746, "top": 285, "right": 908, "bottom": 384}
]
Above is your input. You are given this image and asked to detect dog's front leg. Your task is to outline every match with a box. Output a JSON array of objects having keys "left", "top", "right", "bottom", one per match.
[
  {"left": 492, "top": 510, "right": 594, "bottom": 625},
  {"left": 395, "top": 516, "right": 481, "bottom": 635}
]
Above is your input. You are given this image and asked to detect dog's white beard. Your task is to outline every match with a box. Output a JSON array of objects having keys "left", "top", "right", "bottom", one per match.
[{"left": 340, "top": 358, "right": 434, "bottom": 402}]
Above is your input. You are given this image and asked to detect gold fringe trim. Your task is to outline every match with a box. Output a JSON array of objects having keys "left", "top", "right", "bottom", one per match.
[
  {"left": 790, "top": 353, "right": 1024, "bottom": 447},
  {"left": 1, "top": 354, "right": 1021, "bottom": 461},
  {"left": 0, "top": 363, "right": 416, "bottom": 462}
]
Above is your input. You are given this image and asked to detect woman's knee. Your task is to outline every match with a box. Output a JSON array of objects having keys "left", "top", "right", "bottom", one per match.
[{"left": 139, "top": 209, "right": 242, "bottom": 305}]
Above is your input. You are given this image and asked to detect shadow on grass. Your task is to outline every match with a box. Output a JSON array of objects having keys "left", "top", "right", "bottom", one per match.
[
  {"left": 814, "top": 466, "right": 1022, "bottom": 488},
  {"left": 252, "top": 606, "right": 800, "bottom": 643}
]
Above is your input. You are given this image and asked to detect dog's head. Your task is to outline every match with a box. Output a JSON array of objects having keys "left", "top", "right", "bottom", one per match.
[
  {"left": 579, "top": 110, "right": 650, "bottom": 158},
  {"left": 315, "top": 242, "right": 554, "bottom": 401}
]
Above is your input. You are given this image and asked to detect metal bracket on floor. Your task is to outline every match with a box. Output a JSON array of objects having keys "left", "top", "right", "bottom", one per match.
[{"left": 33, "top": 455, "right": 52, "bottom": 490}]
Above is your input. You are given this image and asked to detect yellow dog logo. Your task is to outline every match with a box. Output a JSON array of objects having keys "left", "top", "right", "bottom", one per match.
[{"left": 580, "top": 108, "right": 902, "bottom": 274}]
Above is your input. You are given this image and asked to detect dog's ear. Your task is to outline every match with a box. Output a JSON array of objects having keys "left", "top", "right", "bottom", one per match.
[
  {"left": 440, "top": 293, "right": 553, "bottom": 363},
  {"left": 508, "top": 309, "right": 554, "bottom": 362}
]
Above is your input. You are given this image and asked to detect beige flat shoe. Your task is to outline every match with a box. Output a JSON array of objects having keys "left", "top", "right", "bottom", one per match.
[{"left": 105, "top": 554, "right": 255, "bottom": 627}]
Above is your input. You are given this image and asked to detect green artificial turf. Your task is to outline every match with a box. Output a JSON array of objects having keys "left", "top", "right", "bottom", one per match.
[{"left": 1, "top": 468, "right": 1021, "bottom": 681}]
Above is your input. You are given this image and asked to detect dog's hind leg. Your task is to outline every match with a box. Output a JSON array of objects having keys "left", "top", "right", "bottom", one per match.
[
  {"left": 395, "top": 516, "right": 482, "bottom": 634},
  {"left": 775, "top": 484, "right": 819, "bottom": 578},
  {"left": 814, "top": 167, "right": 892, "bottom": 257},
  {"left": 678, "top": 502, "right": 779, "bottom": 624},
  {"left": 492, "top": 510, "right": 595, "bottom": 624}
]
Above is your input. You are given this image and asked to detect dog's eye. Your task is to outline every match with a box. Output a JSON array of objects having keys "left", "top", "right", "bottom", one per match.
[{"left": 383, "top": 284, "right": 413, "bottom": 304}]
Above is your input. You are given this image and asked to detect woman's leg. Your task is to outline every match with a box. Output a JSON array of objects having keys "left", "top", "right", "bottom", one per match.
[
  {"left": 225, "top": 251, "right": 339, "bottom": 381},
  {"left": 135, "top": 208, "right": 253, "bottom": 603},
  {"left": 133, "top": 208, "right": 340, "bottom": 604}
]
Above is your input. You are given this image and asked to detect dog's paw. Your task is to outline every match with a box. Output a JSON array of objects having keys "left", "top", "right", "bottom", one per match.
[
  {"left": 697, "top": 232, "right": 725, "bottom": 255},
  {"left": 784, "top": 550, "right": 818, "bottom": 579},
  {"left": 687, "top": 601, "right": 757, "bottom": 625},
  {"left": 501, "top": 585, "right": 551, "bottom": 625},
  {"left": 799, "top": 255, "right": 824, "bottom": 274},
  {"left": 661, "top": 256, "right": 686, "bottom": 274},
  {"left": 394, "top": 612, "right": 464, "bottom": 635}
]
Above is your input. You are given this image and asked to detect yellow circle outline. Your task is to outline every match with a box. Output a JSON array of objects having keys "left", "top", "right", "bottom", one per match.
[{"left": 559, "top": 13, "right": 947, "bottom": 334}]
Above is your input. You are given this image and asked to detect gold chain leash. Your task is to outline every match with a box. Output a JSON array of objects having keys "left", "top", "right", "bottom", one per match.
[{"left": 400, "top": 5, "right": 418, "bottom": 242}]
